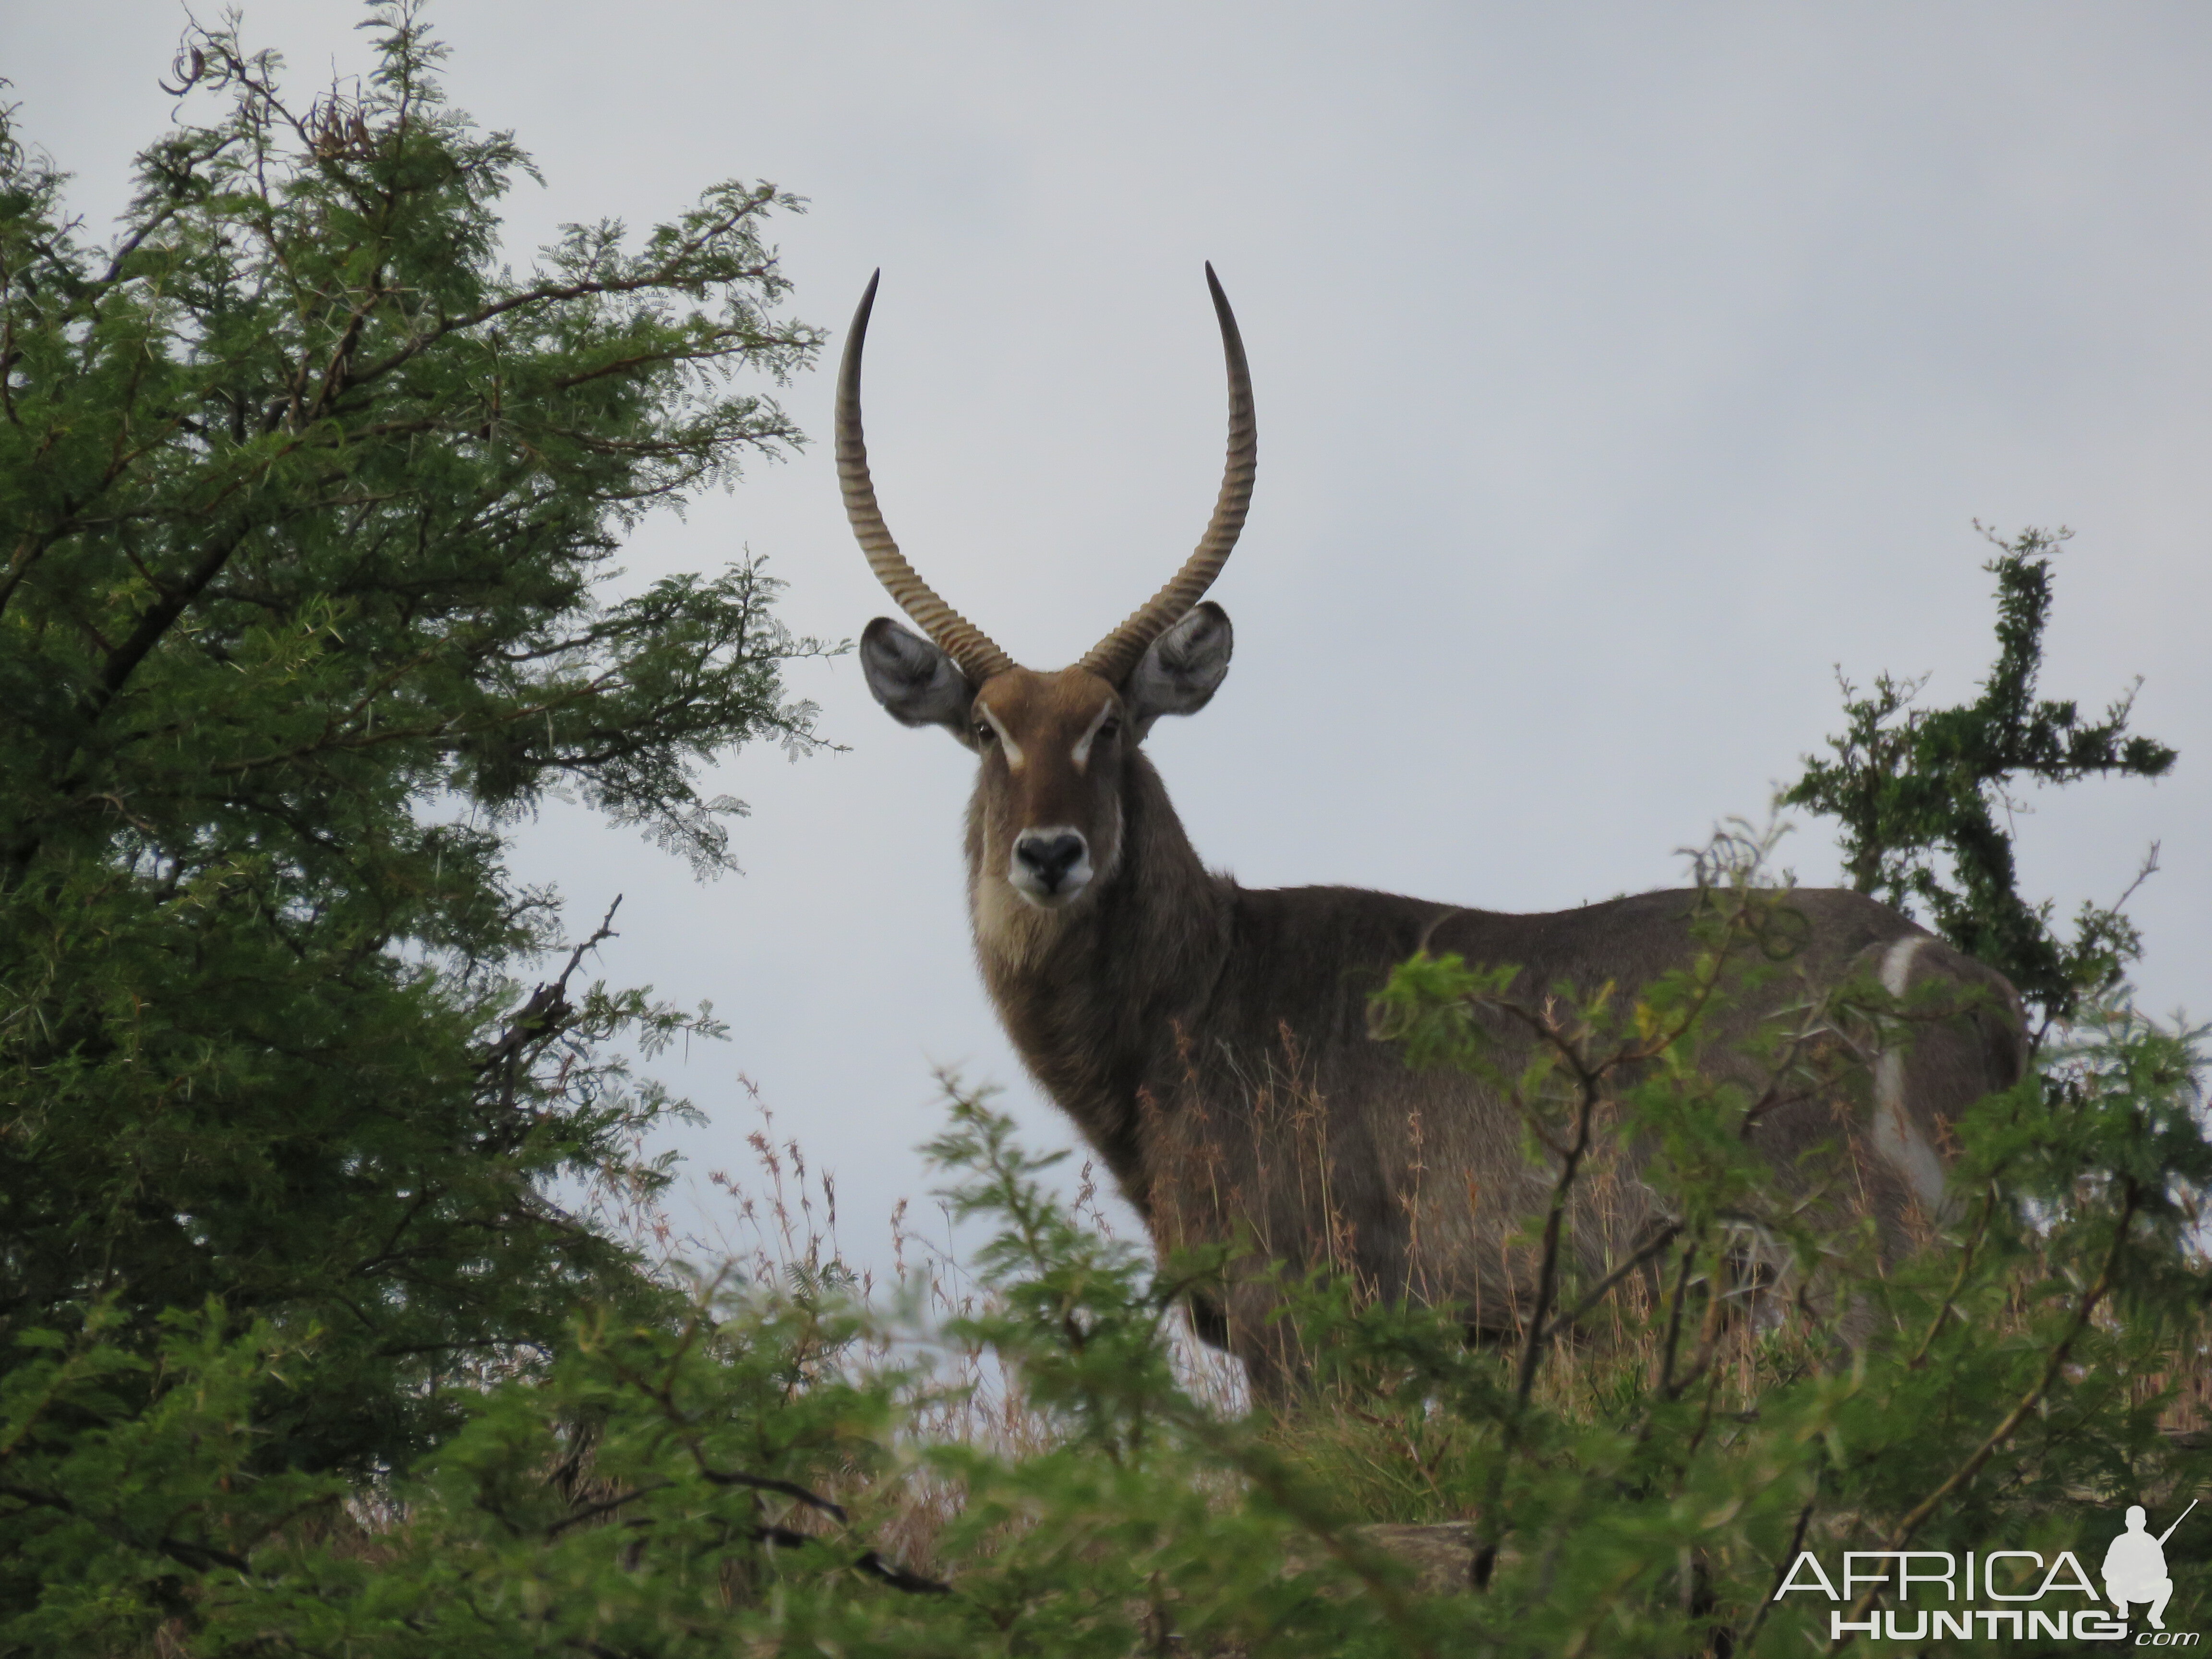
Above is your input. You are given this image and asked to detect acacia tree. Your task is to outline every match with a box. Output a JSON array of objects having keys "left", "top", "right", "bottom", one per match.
[
  {"left": 0, "top": 1, "right": 831, "bottom": 1486},
  {"left": 1782, "top": 526, "right": 2176, "bottom": 1039}
]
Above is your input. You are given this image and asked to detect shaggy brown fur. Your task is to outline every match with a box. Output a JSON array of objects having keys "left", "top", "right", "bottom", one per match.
[{"left": 861, "top": 609, "right": 2030, "bottom": 1391}]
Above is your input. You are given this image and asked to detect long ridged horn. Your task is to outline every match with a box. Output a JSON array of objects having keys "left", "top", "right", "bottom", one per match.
[
  {"left": 837, "top": 271, "right": 1015, "bottom": 686},
  {"left": 1079, "top": 262, "right": 1256, "bottom": 685}
]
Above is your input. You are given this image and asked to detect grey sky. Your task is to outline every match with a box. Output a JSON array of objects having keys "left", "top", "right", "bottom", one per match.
[{"left": 15, "top": 2, "right": 2210, "bottom": 1266}]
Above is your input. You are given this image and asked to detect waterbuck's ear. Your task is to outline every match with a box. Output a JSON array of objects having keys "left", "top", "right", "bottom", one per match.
[
  {"left": 1125, "top": 601, "right": 1232, "bottom": 738},
  {"left": 861, "top": 617, "right": 974, "bottom": 739}
]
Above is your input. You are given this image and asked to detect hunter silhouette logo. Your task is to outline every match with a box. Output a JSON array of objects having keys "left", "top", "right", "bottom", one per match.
[
  {"left": 1773, "top": 1498, "right": 2199, "bottom": 1643},
  {"left": 2106, "top": 1501, "right": 2195, "bottom": 1632}
]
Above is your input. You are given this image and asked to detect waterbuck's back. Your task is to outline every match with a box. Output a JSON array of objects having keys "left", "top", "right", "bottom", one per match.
[{"left": 1140, "top": 883, "right": 2027, "bottom": 1361}]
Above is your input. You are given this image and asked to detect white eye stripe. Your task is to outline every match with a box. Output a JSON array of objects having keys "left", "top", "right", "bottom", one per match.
[
  {"left": 978, "top": 703, "right": 1024, "bottom": 767},
  {"left": 1070, "top": 703, "right": 1117, "bottom": 773}
]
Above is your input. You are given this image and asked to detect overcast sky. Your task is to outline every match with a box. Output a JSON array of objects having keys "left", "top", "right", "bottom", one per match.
[{"left": 17, "top": 2, "right": 2212, "bottom": 1271}]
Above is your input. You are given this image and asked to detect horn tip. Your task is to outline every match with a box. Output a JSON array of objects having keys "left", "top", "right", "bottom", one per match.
[
  {"left": 1203, "top": 262, "right": 1236, "bottom": 326},
  {"left": 852, "top": 269, "right": 883, "bottom": 323}
]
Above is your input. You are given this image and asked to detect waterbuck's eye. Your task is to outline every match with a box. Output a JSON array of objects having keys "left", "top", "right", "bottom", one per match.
[
  {"left": 1097, "top": 718, "right": 1121, "bottom": 743},
  {"left": 974, "top": 721, "right": 997, "bottom": 746}
]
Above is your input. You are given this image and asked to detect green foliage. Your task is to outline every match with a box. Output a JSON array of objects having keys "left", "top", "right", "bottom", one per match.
[
  {"left": 925, "top": 1093, "right": 1194, "bottom": 1461},
  {"left": 1782, "top": 526, "right": 2176, "bottom": 1033},
  {"left": 0, "top": 1302, "right": 341, "bottom": 1653},
  {"left": 0, "top": 0, "right": 831, "bottom": 1503},
  {"left": 1, "top": 1270, "right": 917, "bottom": 1656},
  {"left": 0, "top": 1091, "right": 1489, "bottom": 1657},
  {"left": 8, "top": 1038, "right": 2204, "bottom": 1655},
  {"left": 1344, "top": 842, "right": 2211, "bottom": 1651}
]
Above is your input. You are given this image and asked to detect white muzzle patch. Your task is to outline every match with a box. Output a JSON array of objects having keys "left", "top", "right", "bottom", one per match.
[{"left": 1009, "top": 825, "right": 1093, "bottom": 907}]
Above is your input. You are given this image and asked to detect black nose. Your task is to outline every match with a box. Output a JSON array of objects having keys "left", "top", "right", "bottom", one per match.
[{"left": 1014, "top": 832, "right": 1087, "bottom": 891}]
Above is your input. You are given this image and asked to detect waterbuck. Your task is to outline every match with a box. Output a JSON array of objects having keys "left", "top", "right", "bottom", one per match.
[{"left": 840, "top": 267, "right": 2027, "bottom": 1384}]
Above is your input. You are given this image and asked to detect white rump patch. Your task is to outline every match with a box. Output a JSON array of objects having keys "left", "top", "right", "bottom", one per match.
[{"left": 1872, "top": 936, "right": 1954, "bottom": 1223}]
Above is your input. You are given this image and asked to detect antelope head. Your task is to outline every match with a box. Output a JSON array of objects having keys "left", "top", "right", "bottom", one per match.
[{"left": 841, "top": 267, "right": 1254, "bottom": 914}]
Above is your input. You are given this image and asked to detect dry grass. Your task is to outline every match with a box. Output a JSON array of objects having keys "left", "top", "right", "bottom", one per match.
[
  {"left": 596, "top": 1086, "right": 1248, "bottom": 1571},
  {"left": 608, "top": 1067, "right": 2211, "bottom": 1557}
]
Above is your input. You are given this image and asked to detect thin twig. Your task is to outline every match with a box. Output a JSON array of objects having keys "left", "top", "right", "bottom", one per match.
[
  {"left": 1541, "top": 1221, "right": 1683, "bottom": 1345},
  {"left": 1827, "top": 1185, "right": 2139, "bottom": 1652},
  {"left": 1738, "top": 1496, "right": 1818, "bottom": 1652}
]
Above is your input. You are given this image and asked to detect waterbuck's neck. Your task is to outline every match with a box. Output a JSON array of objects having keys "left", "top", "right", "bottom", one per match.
[{"left": 964, "top": 753, "right": 1231, "bottom": 1205}]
